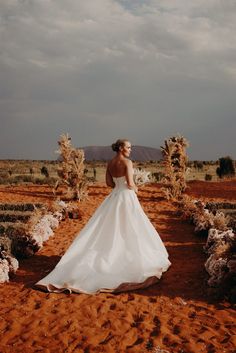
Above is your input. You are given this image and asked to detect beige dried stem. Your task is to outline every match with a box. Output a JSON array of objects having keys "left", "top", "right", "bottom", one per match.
[
  {"left": 161, "top": 134, "right": 189, "bottom": 200},
  {"left": 54, "top": 133, "right": 88, "bottom": 201}
]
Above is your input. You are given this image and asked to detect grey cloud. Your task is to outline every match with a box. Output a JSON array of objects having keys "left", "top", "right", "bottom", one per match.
[{"left": 0, "top": 0, "right": 236, "bottom": 160}]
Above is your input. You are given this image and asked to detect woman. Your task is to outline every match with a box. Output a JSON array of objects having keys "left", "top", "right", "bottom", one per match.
[{"left": 35, "top": 139, "right": 171, "bottom": 294}]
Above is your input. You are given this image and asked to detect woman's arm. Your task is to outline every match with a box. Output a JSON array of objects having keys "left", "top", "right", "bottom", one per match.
[
  {"left": 125, "top": 160, "right": 138, "bottom": 193},
  {"left": 105, "top": 164, "right": 115, "bottom": 188}
]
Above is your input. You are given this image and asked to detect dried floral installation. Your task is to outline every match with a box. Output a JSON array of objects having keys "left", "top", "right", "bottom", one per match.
[
  {"left": 160, "top": 134, "right": 189, "bottom": 200},
  {"left": 0, "top": 245, "right": 19, "bottom": 283},
  {"left": 54, "top": 133, "right": 88, "bottom": 201},
  {"left": 160, "top": 135, "right": 236, "bottom": 297},
  {"left": 177, "top": 195, "right": 236, "bottom": 296},
  {"left": 0, "top": 200, "right": 70, "bottom": 283},
  {"left": 133, "top": 168, "right": 152, "bottom": 186},
  {"left": 177, "top": 195, "right": 230, "bottom": 234}
]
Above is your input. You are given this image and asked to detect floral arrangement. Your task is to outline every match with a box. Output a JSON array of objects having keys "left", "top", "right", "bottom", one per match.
[
  {"left": 160, "top": 134, "right": 189, "bottom": 200},
  {"left": 178, "top": 195, "right": 229, "bottom": 234},
  {"left": 0, "top": 245, "right": 19, "bottom": 283},
  {"left": 177, "top": 196, "right": 236, "bottom": 296},
  {"left": 54, "top": 133, "right": 89, "bottom": 201},
  {"left": 204, "top": 228, "right": 236, "bottom": 287},
  {"left": 133, "top": 168, "right": 152, "bottom": 186},
  {"left": 0, "top": 200, "right": 70, "bottom": 283}
]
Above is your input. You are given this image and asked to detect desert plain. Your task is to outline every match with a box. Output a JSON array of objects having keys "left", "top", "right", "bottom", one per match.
[{"left": 0, "top": 164, "right": 235, "bottom": 353}]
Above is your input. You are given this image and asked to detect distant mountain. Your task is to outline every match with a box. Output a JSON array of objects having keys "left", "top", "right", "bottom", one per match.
[{"left": 79, "top": 145, "right": 162, "bottom": 162}]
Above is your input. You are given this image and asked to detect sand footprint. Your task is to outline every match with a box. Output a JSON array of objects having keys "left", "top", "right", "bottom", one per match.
[{"left": 131, "top": 313, "right": 145, "bottom": 328}]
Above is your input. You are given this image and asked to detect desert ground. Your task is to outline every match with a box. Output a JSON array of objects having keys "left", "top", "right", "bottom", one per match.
[{"left": 0, "top": 178, "right": 235, "bottom": 353}]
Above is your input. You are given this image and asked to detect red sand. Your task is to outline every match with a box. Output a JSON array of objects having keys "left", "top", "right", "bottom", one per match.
[{"left": 0, "top": 181, "right": 235, "bottom": 353}]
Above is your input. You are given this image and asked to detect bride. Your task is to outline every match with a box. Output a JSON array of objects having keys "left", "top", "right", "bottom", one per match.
[{"left": 35, "top": 139, "right": 171, "bottom": 294}]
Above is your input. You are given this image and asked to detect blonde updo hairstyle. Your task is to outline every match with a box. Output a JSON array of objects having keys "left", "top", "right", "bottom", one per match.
[{"left": 111, "top": 139, "right": 129, "bottom": 153}]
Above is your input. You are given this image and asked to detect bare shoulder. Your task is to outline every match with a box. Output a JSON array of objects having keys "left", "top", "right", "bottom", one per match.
[
  {"left": 106, "top": 158, "right": 117, "bottom": 173},
  {"left": 123, "top": 158, "right": 133, "bottom": 168}
]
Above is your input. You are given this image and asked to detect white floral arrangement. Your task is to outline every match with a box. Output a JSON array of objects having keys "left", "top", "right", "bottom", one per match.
[
  {"left": 0, "top": 259, "right": 9, "bottom": 283},
  {"left": 133, "top": 168, "right": 152, "bottom": 186},
  {"left": 205, "top": 254, "right": 228, "bottom": 286},
  {"left": 193, "top": 209, "right": 214, "bottom": 232},
  {"left": 0, "top": 200, "right": 69, "bottom": 283},
  {"left": 0, "top": 249, "right": 19, "bottom": 284},
  {"left": 30, "top": 201, "right": 68, "bottom": 249},
  {"left": 204, "top": 228, "right": 235, "bottom": 255},
  {"left": 177, "top": 197, "right": 236, "bottom": 290}
]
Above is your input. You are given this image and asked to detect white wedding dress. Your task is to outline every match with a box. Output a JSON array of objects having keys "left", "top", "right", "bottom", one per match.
[{"left": 35, "top": 176, "right": 171, "bottom": 294}]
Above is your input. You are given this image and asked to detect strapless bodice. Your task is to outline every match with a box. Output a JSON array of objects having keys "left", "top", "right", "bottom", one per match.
[{"left": 112, "top": 176, "right": 129, "bottom": 190}]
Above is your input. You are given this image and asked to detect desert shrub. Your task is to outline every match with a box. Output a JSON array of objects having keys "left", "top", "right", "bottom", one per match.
[
  {"left": 92, "top": 168, "right": 97, "bottom": 181},
  {"left": 9, "top": 175, "right": 23, "bottom": 184},
  {"left": 21, "top": 175, "right": 34, "bottom": 183},
  {"left": 187, "top": 161, "right": 193, "bottom": 167},
  {"left": 216, "top": 156, "right": 235, "bottom": 178},
  {"left": 34, "top": 178, "right": 46, "bottom": 185},
  {"left": 0, "top": 172, "right": 9, "bottom": 179},
  {"left": 0, "top": 177, "right": 10, "bottom": 185},
  {"left": 205, "top": 174, "right": 212, "bottom": 181},
  {"left": 34, "top": 177, "right": 57, "bottom": 186},
  {"left": 9, "top": 175, "right": 34, "bottom": 184},
  {"left": 193, "top": 161, "right": 204, "bottom": 170},
  {"left": 41, "top": 166, "right": 49, "bottom": 178},
  {"left": 33, "top": 177, "right": 58, "bottom": 186},
  {"left": 45, "top": 177, "right": 58, "bottom": 185}
]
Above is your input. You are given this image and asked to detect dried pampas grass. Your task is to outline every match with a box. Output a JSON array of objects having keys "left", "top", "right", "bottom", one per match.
[
  {"left": 161, "top": 134, "right": 189, "bottom": 201},
  {"left": 54, "top": 133, "right": 88, "bottom": 201}
]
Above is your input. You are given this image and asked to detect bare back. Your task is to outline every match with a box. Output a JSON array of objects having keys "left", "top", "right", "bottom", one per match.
[
  {"left": 106, "top": 156, "right": 137, "bottom": 192},
  {"left": 107, "top": 157, "right": 127, "bottom": 178}
]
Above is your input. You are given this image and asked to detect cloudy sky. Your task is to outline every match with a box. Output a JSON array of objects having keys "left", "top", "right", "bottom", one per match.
[{"left": 1, "top": 0, "right": 236, "bottom": 160}]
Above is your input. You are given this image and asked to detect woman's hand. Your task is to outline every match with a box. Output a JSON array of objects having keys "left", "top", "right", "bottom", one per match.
[{"left": 127, "top": 184, "right": 138, "bottom": 193}]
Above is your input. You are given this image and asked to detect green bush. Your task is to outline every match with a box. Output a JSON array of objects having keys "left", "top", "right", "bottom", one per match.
[
  {"left": 0, "top": 177, "right": 10, "bottom": 185},
  {"left": 216, "top": 156, "right": 235, "bottom": 178},
  {"left": 34, "top": 177, "right": 57, "bottom": 185},
  {"left": 205, "top": 174, "right": 212, "bottom": 181},
  {"left": 41, "top": 166, "right": 49, "bottom": 178},
  {"left": 193, "top": 161, "right": 204, "bottom": 170}
]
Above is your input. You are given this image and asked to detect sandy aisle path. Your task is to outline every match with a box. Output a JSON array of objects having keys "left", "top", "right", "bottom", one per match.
[{"left": 0, "top": 183, "right": 235, "bottom": 353}]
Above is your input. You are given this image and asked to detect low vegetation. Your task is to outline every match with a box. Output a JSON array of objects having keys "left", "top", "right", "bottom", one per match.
[{"left": 216, "top": 156, "right": 235, "bottom": 179}]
